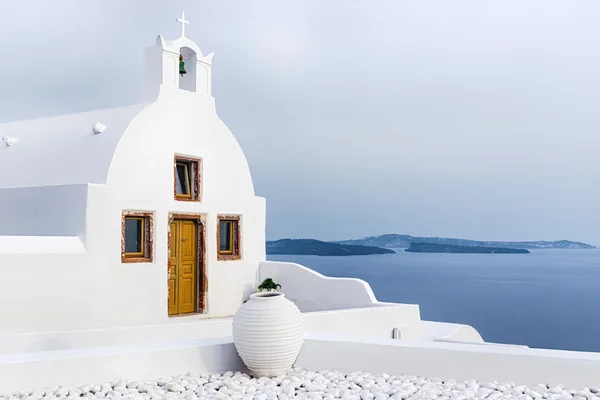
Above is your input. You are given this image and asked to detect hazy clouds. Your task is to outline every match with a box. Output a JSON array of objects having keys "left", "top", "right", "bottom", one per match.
[{"left": 0, "top": 0, "right": 598, "bottom": 244}]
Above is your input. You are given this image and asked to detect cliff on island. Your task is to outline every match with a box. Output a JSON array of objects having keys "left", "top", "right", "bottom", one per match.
[
  {"left": 339, "top": 234, "right": 595, "bottom": 250},
  {"left": 266, "top": 239, "right": 395, "bottom": 256},
  {"left": 405, "top": 242, "right": 530, "bottom": 254}
]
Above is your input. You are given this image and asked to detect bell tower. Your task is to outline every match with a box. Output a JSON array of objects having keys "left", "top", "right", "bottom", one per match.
[{"left": 141, "top": 12, "right": 214, "bottom": 101}]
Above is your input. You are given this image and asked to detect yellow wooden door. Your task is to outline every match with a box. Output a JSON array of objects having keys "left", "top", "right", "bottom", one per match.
[
  {"left": 178, "top": 220, "right": 197, "bottom": 314},
  {"left": 168, "top": 220, "right": 197, "bottom": 316},
  {"left": 168, "top": 221, "right": 179, "bottom": 316}
]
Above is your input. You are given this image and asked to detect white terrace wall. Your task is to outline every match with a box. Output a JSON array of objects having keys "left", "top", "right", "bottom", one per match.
[
  {"left": 4, "top": 335, "right": 600, "bottom": 392},
  {"left": 0, "top": 252, "right": 91, "bottom": 334},
  {"left": 260, "top": 261, "right": 491, "bottom": 343},
  {"left": 260, "top": 261, "right": 382, "bottom": 311},
  {"left": 0, "top": 306, "right": 422, "bottom": 391},
  {"left": 0, "top": 338, "right": 246, "bottom": 393},
  {"left": 304, "top": 306, "right": 422, "bottom": 340},
  {"left": 0, "top": 298, "right": 423, "bottom": 355},
  {"left": 0, "top": 304, "right": 421, "bottom": 354},
  {"left": 260, "top": 261, "right": 423, "bottom": 339},
  {"left": 0, "top": 188, "right": 90, "bottom": 334},
  {"left": 296, "top": 336, "right": 600, "bottom": 388}
]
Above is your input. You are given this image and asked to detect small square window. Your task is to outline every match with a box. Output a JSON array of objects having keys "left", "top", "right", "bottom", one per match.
[
  {"left": 174, "top": 156, "right": 201, "bottom": 201},
  {"left": 122, "top": 212, "right": 153, "bottom": 263},
  {"left": 219, "top": 220, "right": 234, "bottom": 254},
  {"left": 124, "top": 217, "right": 144, "bottom": 255},
  {"left": 217, "top": 215, "right": 241, "bottom": 261}
]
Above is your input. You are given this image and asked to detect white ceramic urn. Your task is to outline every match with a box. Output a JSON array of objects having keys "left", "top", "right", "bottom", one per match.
[{"left": 232, "top": 292, "right": 305, "bottom": 377}]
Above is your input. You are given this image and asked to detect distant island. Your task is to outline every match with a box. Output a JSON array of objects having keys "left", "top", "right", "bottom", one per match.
[
  {"left": 338, "top": 234, "right": 595, "bottom": 250},
  {"left": 266, "top": 234, "right": 594, "bottom": 257},
  {"left": 266, "top": 239, "right": 395, "bottom": 256},
  {"left": 406, "top": 242, "right": 530, "bottom": 254}
]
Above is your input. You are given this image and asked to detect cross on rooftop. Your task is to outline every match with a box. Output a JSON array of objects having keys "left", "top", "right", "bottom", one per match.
[{"left": 177, "top": 12, "right": 190, "bottom": 38}]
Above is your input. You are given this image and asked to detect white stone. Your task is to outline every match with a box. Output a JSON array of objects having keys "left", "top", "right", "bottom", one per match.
[
  {"left": 359, "top": 391, "right": 374, "bottom": 400},
  {"left": 526, "top": 389, "right": 543, "bottom": 399},
  {"left": 165, "top": 384, "right": 184, "bottom": 393}
]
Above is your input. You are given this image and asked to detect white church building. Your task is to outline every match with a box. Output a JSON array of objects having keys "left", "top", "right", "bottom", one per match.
[
  {"left": 0, "top": 14, "right": 266, "bottom": 333},
  {"left": 0, "top": 13, "right": 598, "bottom": 393}
]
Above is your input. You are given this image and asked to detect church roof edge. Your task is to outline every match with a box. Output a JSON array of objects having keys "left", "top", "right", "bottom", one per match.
[{"left": 0, "top": 102, "right": 150, "bottom": 127}]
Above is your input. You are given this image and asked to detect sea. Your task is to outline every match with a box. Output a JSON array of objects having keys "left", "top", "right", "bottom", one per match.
[{"left": 268, "top": 249, "right": 600, "bottom": 352}]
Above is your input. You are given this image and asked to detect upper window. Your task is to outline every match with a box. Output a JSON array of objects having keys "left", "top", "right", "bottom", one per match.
[
  {"left": 174, "top": 156, "right": 201, "bottom": 201},
  {"left": 175, "top": 160, "right": 191, "bottom": 198},
  {"left": 122, "top": 212, "right": 154, "bottom": 263},
  {"left": 217, "top": 215, "right": 241, "bottom": 261}
]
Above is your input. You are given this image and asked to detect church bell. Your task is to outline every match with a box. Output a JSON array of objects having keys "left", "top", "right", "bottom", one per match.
[{"left": 179, "top": 54, "right": 187, "bottom": 75}]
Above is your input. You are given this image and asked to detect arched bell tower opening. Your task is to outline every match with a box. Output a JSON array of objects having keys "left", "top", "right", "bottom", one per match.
[
  {"left": 139, "top": 12, "right": 214, "bottom": 102},
  {"left": 179, "top": 47, "right": 197, "bottom": 93}
]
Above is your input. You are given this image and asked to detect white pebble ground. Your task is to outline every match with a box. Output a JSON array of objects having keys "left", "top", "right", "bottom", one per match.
[{"left": 3, "top": 369, "right": 599, "bottom": 400}]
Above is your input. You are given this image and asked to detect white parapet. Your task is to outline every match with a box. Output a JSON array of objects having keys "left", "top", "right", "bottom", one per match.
[
  {"left": 4, "top": 336, "right": 600, "bottom": 393},
  {"left": 295, "top": 335, "right": 600, "bottom": 388},
  {"left": 259, "top": 261, "right": 380, "bottom": 312},
  {"left": 259, "top": 261, "right": 490, "bottom": 343}
]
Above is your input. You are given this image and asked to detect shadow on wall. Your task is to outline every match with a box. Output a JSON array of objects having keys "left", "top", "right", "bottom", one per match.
[
  {"left": 26, "top": 337, "right": 72, "bottom": 353},
  {"left": 242, "top": 283, "right": 256, "bottom": 303}
]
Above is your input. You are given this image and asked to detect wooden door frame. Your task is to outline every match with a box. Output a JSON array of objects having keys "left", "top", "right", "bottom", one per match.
[{"left": 167, "top": 213, "right": 207, "bottom": 314}]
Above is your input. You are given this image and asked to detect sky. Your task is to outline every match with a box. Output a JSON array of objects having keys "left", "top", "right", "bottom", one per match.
[{"left": 0, "top": 0, "right": 599, "bottom": 244}]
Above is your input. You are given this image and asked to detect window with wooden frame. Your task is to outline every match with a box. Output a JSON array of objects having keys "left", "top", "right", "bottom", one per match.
[
  {"left": 121, "top": 211, "right": 154, "bottom": 263},
  {"left": 174, "top": 156, "right": 201, "bottom": 201},
  {"left": 217, "top": 215, "right": 241, "bottom": 261}
]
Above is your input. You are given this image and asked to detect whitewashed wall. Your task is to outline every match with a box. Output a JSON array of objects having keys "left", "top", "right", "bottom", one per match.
[
  {"left": 0, "top": 338, "right": 246, "bottom": 393},
  {"left": 0, "top": 304, "right": 420, "bottom": 354},
  {"left": 260, "top": 261, "right": 489, "bottom": 343},
  {"left": 3, "top": 335, "right": 600, "bottom": 392},
  {"left": 104, "top": 86, "right": 266, "bottom": 320},
  {"left": 260, "top": 261, "right": 381, "bottom": 311},
  {"left": 304, "top": 306, "right": 422, "bottom": 340},
  {"left": 0, "top": 85, "right": 265, "bottom": 334},
  {"left": 296, "top": 336, "right": 600, "bottom": 388},
  {"left": 0, "top": 304, "right": 422, "bottom": 391}
]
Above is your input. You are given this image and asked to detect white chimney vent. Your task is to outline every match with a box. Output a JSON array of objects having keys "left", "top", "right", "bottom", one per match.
[
  {"left": 92, "top": 122, "right": 106, "bottom": 135},
  {"left": 2, "top": 136, "right": 17, "bottom": 147}
]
